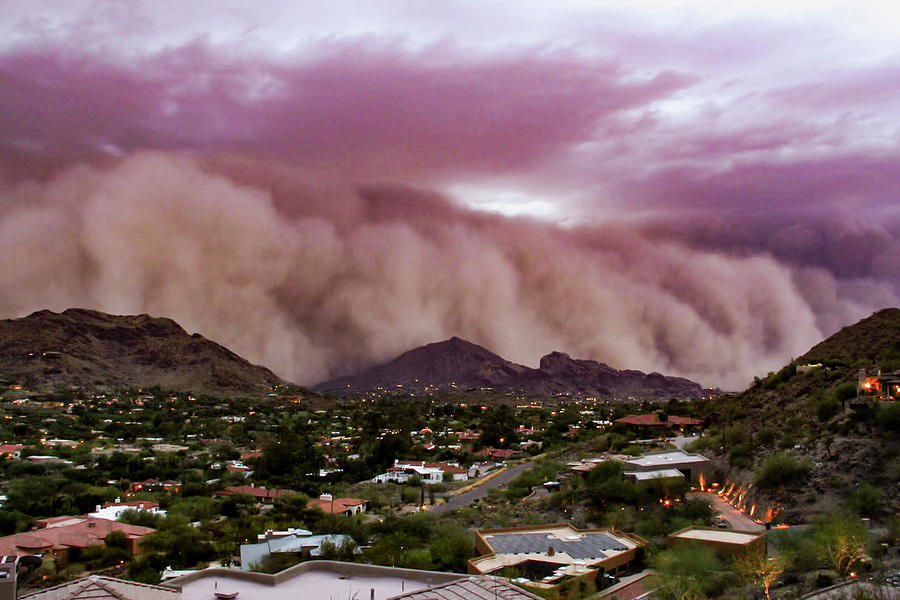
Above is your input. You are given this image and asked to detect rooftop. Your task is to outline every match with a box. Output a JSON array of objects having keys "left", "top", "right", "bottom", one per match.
[
  {"left": 471, "top": 524, "right": 644, "bottom": 580},
  {"left": 670, "top": 528, "right": 763, "bottom": 545},
  {"left": 624, "top": 468, "right": 685, "bottom": 481},
  {"left": 623, "top": 450, "right": 709, "bottom": 468},
  {"left": 21, "top": 575, "right": 179, "bottom": 600},
  {"left": 168, "top": 560, "right": 465, "bottom": 600},
  {"left": 391, "top": 575, "right": 542, "bottom": 600}
]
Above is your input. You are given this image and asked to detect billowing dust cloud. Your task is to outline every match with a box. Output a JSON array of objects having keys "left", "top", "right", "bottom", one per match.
[{"left": 0, "top": 152, "right": 895, "bottom": 389}]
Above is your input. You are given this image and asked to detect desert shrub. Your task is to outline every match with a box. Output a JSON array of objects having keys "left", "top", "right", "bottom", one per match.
[
  {"left": 756, "top": 428, "right": 776, "bottom": 446},
  {"left": 728, "top": 443, "right": 752, "bottom": 468},
  {"left": 779, "top": 431, "right": 797, "bottom": 449},
  {"left": 754, "top": 453, "right": 810, "bottom": 489},
  {"left": 878, "top": 402, "right": 900, "bottom": 432},
  {"left": 770, "top": 527, "right": 821, "bottom": 572},
  {"left": 835, "top": 382, "right": 858, "bottom": 404},
  {"left": 651, "top": 544, "right": 730, "bottom": 600},
  {"left": 848, "top": 484, "right": 882, "bottom": 517},
  {"left": 814, "top": 395, "right": 841, "bottom": 422},
  {"left": 723, "top": 423, "right": 748, "bottom": 447},
  {"left": 400, "top": 486, "right": 421, "bottom": 504},
  {"left": 811, "top": 511, "right": 870, "bottom": 576}
]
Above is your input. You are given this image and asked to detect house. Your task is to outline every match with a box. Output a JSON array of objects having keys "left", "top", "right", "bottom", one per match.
[
  {"left": 20, "top": 575, "right": 179, "bottom": 600},
  {"left": 225, "top": 460, "right": 252, "bottom": 476},
  {"left": 240, "top": 531, "right": 357, "bottom": 570},
  {"left": 166, "top": 560, "right": 538, "bottom": 600},
  {"left": 373, "top": 460, "right": 468, "bottom": 484},
  {"left": 0, "top": 517, "right": 154, "bottom": 566},
  {"left": 0, "top": 445, "right": 22, "bottom": 460},
  {"left": 308, "top": 494, "right": 368, "bottom": 516},
  {"left": 614, "top": 413, "right": 703, "bottom": 434},
  {"left": 88, "top": 498, "right": 167, "bottom": 521},
  {"left": 475, "top": 448, "right": 522, "bottom": 461},
  {"left": 214, "top": 485, "right": 295, "bottom": 503},
  {"left": 622, "top": 450, "right": 712, "bottom": 484},
  {"left": 4, "top": 558, "right": 541, "bottom": 600},
  {"left": 668, "top": 526, "right": 766, "bottom": 559},
  {"left": 468, "top": 524, "right": 647, "bottom": 592}
]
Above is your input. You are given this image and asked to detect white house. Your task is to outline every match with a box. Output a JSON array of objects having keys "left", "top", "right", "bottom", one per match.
[{"left": 372, "top": 460, "right": 468, "bottom": 484}]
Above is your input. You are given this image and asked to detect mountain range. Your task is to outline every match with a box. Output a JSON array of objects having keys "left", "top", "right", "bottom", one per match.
[
  {"left": 314, "top": 336, "right": 708, "bottom": 399},
  {"left": 0, "top": 308, "right": 285, "bottom": 397}
]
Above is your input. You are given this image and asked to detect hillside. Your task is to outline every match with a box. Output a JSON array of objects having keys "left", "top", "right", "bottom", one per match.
[
  {"left": 694, "top": 307, "right": 900, "bottom": 521},
  {"left": 802, "top": 307, "right": 900, "bottom": 363},
  {"left": 0, "top": 308, "right": 287, "bottom": 397},
  {"left": 315, "top": 337, "right": 706, "bottom": 399}
]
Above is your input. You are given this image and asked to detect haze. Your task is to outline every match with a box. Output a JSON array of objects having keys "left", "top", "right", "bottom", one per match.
[{"left": 1, "top": 1, "right": 898, "bottom": 389}]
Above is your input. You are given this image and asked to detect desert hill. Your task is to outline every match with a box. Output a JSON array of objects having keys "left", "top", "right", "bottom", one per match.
[
  {"left": 0, "top": 308, "right": 286, "bottom": 397},
  {"left": 315, "top": 337, "right": 706, "bottom": 399},
  {"left": 802, "top": 307, "right": 900, "bottom": 363},
  {"left": 694, "top": 307, "right": 900, "bottom": 520}
]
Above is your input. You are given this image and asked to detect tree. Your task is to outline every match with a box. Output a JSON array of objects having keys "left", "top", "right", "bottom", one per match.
[
  {"left": 734, "top": 552, "right": 785, "bottom": 600},
  {"left": 651, "top": 545, "right": 728, "bottom": 600},
  {"left": 429, "top": 523, "right": 474, "bottom": 573}
]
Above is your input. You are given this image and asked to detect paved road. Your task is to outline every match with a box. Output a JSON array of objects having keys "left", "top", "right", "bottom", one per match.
[
  {"left": 687, "top": 491, "right": 765, "bottom": 532},
  {"left": 429, "top": 461, "right": 534, "bottom": 515}
]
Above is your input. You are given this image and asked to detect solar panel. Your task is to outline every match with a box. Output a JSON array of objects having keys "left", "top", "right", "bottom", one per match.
[{"left": 486, "top": 532, "right": 628, "bottom": 559}]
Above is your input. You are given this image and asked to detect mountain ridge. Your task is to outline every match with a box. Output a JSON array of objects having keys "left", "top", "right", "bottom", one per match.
[
  {"left": 0, "top": 308, "right": 286, "bottom": 397},
  {"left": 315, "top": 337, "right": 707, "bottom": 399}
]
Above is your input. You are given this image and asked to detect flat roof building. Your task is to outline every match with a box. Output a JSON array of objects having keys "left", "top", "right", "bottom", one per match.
[
  {"left": 668, "top": 526, "right": 766, "bottom": 559},
  {"left": 624, "top": 468, "right": 685, "bottom": 482},
  {"left": 623, "top": 450, "right": 711, "bottom": 483},
  {"left": 469, "top": 524, "right": 647, "bottom": 591},
  {"left": 166, "top": 560, "right": 534, "bottom": 600}
]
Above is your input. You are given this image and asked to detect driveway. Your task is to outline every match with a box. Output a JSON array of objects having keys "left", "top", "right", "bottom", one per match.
[
  {"left": 429, "top": 461, "right": 534, "bottom": 515},
  {"left": 687, "top": 491, "right": 765, "bottom": 532}
]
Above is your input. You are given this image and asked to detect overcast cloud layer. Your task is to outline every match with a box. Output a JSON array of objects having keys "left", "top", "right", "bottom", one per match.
[{"left": 1, "top": 1, "right": 898, "bottom": 389}]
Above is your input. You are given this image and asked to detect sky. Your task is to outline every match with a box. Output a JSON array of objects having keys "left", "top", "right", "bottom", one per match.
[{"left": 1, "top": 1, "right": 898, "bottom": 389}]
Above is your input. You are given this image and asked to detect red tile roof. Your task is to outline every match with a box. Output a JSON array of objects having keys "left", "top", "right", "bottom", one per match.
[
  {"left": 614, "top": 414, "right": 703, "bottom": 427},
  {"left": 307, "top": 497, "right": 367, "bottom": 514},
  {"left": 0, "top": 517, "right": 154, "bottom": 556},
  {"left": 217, "top": 485, "right": 294, "bottom": 501}
]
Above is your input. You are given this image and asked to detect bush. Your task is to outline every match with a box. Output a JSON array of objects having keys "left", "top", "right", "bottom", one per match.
[
  {"left": 814, "top": 395, "right": 841, "bottom": 422},
  {"left": 848, "top": 484, "right": 882, "bottom": 517},
  {"left": 728, "top": 443, "right": 752, "bottom": 468},
  {"left": 756, "top": 428, "right": 776, "bottom": 446},
  {"left": 754, "top": 453, "right": 811, "bottom": 489},
  {"left": 650, "top": 544, "right": 730, "bottom": 600},
  {"left": 878, "top": 402, "right": 900, "bottom": 432}
]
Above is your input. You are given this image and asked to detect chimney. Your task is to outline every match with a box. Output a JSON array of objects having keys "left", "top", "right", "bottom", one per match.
[
  {"left": 0, "top": 555, "right": 19, "bottom": 600},
  {"left": 96, "top": 505, "right": 102, "bottom": 512}
]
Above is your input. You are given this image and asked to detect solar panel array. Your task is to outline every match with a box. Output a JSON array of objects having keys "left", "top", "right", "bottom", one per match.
[{"left": 486, "top": 532, "right": 628, "bottom": 559}]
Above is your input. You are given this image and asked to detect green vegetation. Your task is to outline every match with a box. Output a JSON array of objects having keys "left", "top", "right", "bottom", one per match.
[
  {"left": 504, "top": 459, "right": 562, "bottom": 500},
  {"left": 650, "top": 544, "right": 730, "bottom": 600},
  {"left": 753, "top": 453, "right": 811, "bottom": 489}
]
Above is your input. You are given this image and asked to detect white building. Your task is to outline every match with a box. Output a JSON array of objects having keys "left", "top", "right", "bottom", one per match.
[
  {"left": 372, "top": 460, "right": 468, "bottom": 484},
  {"left": 89, "top": 498, "right": 167, "bottom": 521}
]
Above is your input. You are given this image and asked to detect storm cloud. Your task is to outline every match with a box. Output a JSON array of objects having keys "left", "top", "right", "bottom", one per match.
[{"left": 1, "top": 23, "right": 898, "bottom": 390}]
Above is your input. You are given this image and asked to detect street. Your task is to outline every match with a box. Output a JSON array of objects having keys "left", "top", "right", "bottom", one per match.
[
  {"left": 687, "top": 491, "right": 765, "bottom": 532},
  {"left": 429, "top": 461, "right": 534, "bottom": 515}
]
